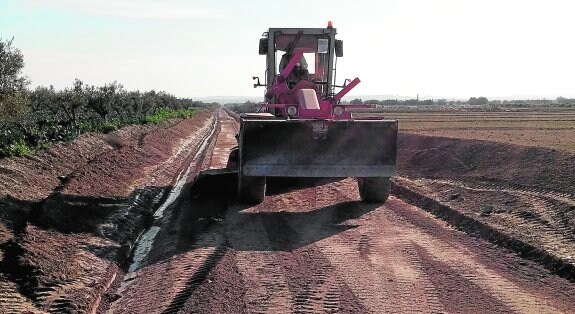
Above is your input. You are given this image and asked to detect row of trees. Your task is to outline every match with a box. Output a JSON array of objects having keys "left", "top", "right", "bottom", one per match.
[
  {"left": 0, "top": 38, "right": 212, "bottom": 158},
  {"left": 25, "top": 79, "right": 202, "bottom": 124},
  {"left": 225, "top": 101, "right": 259, "bottom": 113},
  {"left": 348, "top": 96, "right": 575, "bottom": 107},
  {"left": 0, "top": 79, "right": 209, "bottom": 157},
  {"left": 348, "top": 97, "right": 490, "bottom": 107}
]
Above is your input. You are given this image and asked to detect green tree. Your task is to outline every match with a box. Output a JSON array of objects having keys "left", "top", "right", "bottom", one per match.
[
  {"left": 85, "top": 81, "right": 123, "bottom": 121},
  {"left": 556, "top": 96, "right": 574, "bottom": 105},
  {"left": 421, "top": 99, "right": 434, "bottom": 106},
  {"left": 404, "top": 99, "right": 419, "bottom": 106},
  {"left": 381, "top": 99, "right": 399, "bottom": 106},
  {"left": 30, "top": 85, "right": 55, "bottom": 112},
  {"left": 0, "top": 37, "right": 30, "bottom": 119},
  {"left": 435, "top": 99, "right": 447, "bottom": 106},
  {"left": 55, "top": 79, "right": 87, "bottom": 125}
]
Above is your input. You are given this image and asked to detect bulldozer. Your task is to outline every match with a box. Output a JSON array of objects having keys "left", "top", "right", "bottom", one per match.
[{"left": 198, "top": 23, "right": 398, "bottom": 204}]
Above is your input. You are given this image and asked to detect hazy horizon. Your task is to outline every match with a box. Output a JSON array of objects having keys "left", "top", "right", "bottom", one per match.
[{"left": 1, "top": 0, "right": 574, "bottom": 99}]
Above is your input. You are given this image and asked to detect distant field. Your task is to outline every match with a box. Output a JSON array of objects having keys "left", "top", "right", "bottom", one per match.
[{"left": 387, "top": 110, "right": 575, "bottom": 153}]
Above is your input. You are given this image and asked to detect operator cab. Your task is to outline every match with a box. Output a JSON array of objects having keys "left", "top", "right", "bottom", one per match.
[
  {"left": 257, "top": 26, "right": 343, "bottom": 103},
  {"left": 275, "top": 34, "right": 329, "bottom": 90}
]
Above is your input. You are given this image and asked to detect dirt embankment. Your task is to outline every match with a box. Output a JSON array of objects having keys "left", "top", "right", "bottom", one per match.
[
  {"left": 394, "top": 132, "right": 575, "bottom": 280},
  {"left": 397, "top": 133, "right": 575, "bottom": 194},
  {"left": 0, "top": 110, "right": 216, "bottom": 313}
]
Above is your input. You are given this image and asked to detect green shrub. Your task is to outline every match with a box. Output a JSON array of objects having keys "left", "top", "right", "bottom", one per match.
[
  {"left": 100, "top": 121, "right": 119, "bottom": 133},
  {"left": 3, "top": 140, "right": 34, "bottom": 157},
  {"left": 144, "top": 108, "right": 197, "bottom": 124}
]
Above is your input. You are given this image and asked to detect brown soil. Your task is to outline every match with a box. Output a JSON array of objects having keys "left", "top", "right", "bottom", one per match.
[
  {"left": 397, "top": 133, "right": 575, "bottom": 195},
  {"left": 410, "top": 129, "right": 575, "bottom": 153},
  {"left": 395, "top": 132, "right": 575, "bottom": 278},
  {"left": 390, "top": 110, "right": 575, "bottom": 153},
  {"left": 101, "top": 110, "right": 575, "bottom": 313},
  {"left": 3, "top": 108, "right": 575, "bottom": 313},
  {"left": 0, "top": 110, "right": 216, "bottom": 313}
]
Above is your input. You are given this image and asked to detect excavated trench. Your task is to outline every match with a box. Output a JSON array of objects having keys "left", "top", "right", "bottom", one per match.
[
  {"left": 127, "top": 116, "right": 218, "bottom": 272},
  {"left": 0, "top": 110, "right": 220, "bottom": 313}
]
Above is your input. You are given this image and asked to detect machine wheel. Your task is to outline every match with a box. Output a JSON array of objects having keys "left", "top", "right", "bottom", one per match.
[
  {"left": 238, "top": 174, "right": 266, "bottom": 204},
  {"left": 358, "top": 177, "right": 391, "bottom": 203},
  {"left": 226, "top": 147, "right": 239, "bottom": 169}
]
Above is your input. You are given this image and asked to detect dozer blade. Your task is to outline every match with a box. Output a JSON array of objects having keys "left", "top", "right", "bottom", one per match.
[{"left": 239, "top": 117, "right": 397, "bottom": 178}]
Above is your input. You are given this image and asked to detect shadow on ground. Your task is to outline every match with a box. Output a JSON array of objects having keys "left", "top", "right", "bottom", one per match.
[{"left": 144, "top": 175, "right": 379, "bottom": 265}]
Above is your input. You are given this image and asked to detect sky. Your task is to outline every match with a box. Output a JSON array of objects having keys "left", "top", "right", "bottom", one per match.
[{"left": 1, "top": 0, "right": 574, "bottom": 100}]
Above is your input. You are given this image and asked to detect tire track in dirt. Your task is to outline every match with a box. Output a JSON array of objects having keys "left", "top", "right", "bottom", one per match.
[
  {"left": 430, "top": 177, "right": 575, "bottom": 210},
  {"left": 387, "top": 193, "right": 575, "bottom": 313},
  {"left": 275, "top": 178, "right": 575, "bottom": 313},
  {"left": 232, "top": 184, "right": 367, "bottom": 314},
  {"left": 106, "top": 228, "right": 226, "bottom": 314},
  {"left": 225, "top": 206, "right": 294, "bottom": 313},
  {"left": 384, "top": 199, "right": 561, "bottom": 313},
  {"left": 280, "top": 179, "right": 444, "bottom": 313},
  {"left": 260, "top": 215, "right": 352, "bottom": 314},
  {"left": 0, "top": 276, "right": 43, "bottom": 314},
  {"left": 400, "top": 176, "right": 575, "bottom": 264},
  {"left": 271, "top": 185, "right": 377, "bottom": 313}
]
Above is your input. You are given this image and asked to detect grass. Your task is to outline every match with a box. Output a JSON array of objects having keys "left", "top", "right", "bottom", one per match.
[{"left": 2, "top": 140, "right": 35, "bottom": 157}]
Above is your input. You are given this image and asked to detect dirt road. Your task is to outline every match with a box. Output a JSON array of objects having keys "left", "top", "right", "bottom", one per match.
[{"left": 102, "top": 110, "right": 575, "bottom": 313}]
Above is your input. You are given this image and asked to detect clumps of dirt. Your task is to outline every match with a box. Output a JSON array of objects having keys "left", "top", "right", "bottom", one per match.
[
  {"left": 0, "top": 123, "right": 165, "bottom": 249},
  {"left": 63, "top": 145, "right": 151, "bottom": 198},
  {"left": 391, "top": 181, "right": 575, "bottom": 282},
  {"left": 0, "top": 123, "right": 158, "bottom": 204},
  {"left": 0, "top": 110, "right": 216, "bottom": 313},
  {"left": 0, "top": 224, "right": 120, "bottom": 312},
  {"left": 395, "top": 132, "right": 575, "bottom": 281},
  {"left": 398, "top": 133, "right": 575, "bottom": 195},
  {"left": 62, "top": 110, "right": 214, "bottom": 198},
  {"left": 36, "top": 111, "right": 215, "bottom": 242},
  {"left": 103, "top": 134, "right": 130, "bottom": 149}
]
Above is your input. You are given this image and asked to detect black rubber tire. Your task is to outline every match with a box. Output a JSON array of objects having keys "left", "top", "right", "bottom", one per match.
[
  {"left": 238, "top": 174, "right": 266, "bottom": 204},
  {"left": 358, "top": 177, "right": 391, "bottom": 203},
  {"left": 226, "top": 147, "right": 239, "bottom": 169}
]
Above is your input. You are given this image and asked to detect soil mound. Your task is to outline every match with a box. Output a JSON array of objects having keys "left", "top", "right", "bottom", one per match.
[{"left": 398, "top": 133, "right": 575, "bottom": 195}]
